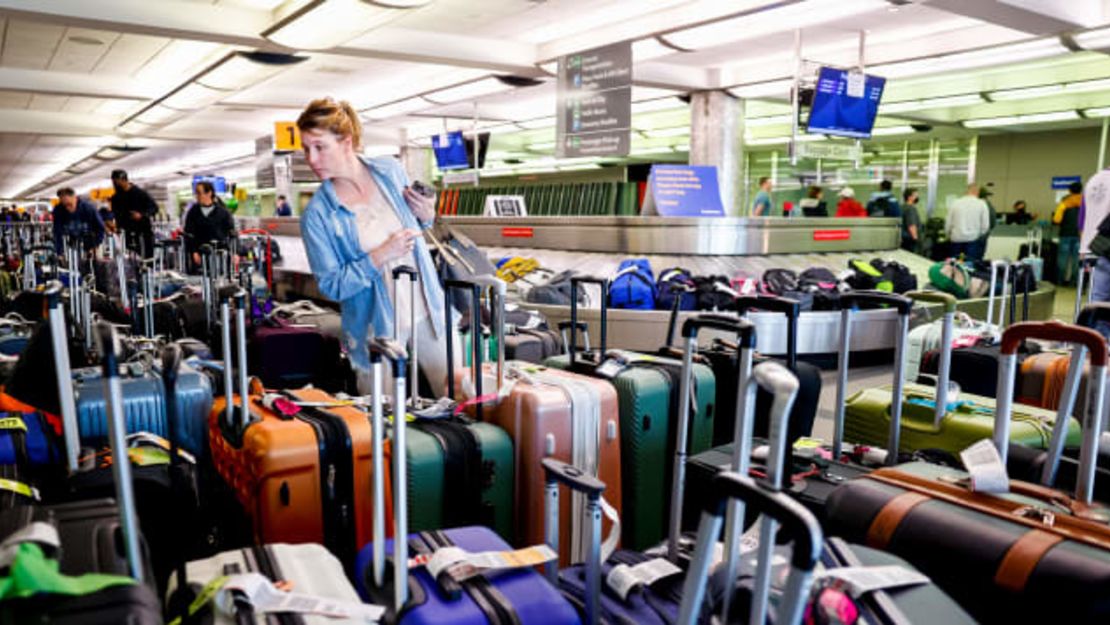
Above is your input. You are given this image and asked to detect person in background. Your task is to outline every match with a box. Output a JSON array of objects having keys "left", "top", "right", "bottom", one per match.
[
  {"left": 296, "top": 97, "right": 455, "bottom": 396},
  {"left": 275, "top": 195, "right": 293, "bottom": 217},
  {"left": 1054, "top": 181, "right": 1083, "bottom": 286},
  {"left": 1009, "top": 200, "right": 1033, "bottom": 225},
  {"left": 901, "top": 188, "right": 922, "bottom": 253},
  {"left": 752, "top": 177, "right": 774, "bottom": 216},
  {"left": 109, "top": 169, "right": 157, "bottom": 259},
  {"left": 835, "top": 187, "right": 866, "bottom": 218},
  {"left": 1081, "top": 169, "right": 1110, "bottom": 335},
  {"left": 98, "top": 204, "right": 117, "bottom": 235},
  {"left": 946, "top": 183, "right": 992, "bottom": 260},
  {"left": 798, "top": 185, "right": 828, "bottom": 217},
  {"left": 52, "top": 188, "right": 105, "bottom": 255},
  {"left": 183, "top": 180, "right": 236, "bottom": 274},
  {"left": 867, "top": 179, "right": 901, "bottom": 218}
]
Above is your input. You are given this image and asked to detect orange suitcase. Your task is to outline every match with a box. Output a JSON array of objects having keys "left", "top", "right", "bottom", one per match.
[
  {"left": 209, "top": 293, "right": 391, "bottom": 566},
  {"left": 450, "top": 278, "right": 622, "bottom": 566}
]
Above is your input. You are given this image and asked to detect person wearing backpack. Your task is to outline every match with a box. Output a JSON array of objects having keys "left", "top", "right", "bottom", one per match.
[
  {"left": 1053, "top": 181, "right": 1083, "bottom": 286},
  {"left": 866, "top": 179, "right": 901, "bottom": 218}
]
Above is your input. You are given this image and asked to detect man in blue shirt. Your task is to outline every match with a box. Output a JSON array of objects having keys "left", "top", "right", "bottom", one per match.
[
  {"left": 53, "top": 187, "right": 105, "bottom": 254},
  {"left": 275, "top": 194, "right": 293, "bottom": 217},
  {"left": 752, "top": 177, "right": 774, "bottom": 216}
]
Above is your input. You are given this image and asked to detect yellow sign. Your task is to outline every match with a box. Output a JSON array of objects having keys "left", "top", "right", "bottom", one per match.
[
  {"left": 235, "top": 187, "right": 248, "bottom": 202},
  {"left": 89, "top": 187, "right": 115, "bottom": 202},
  {"left": 274, "top": 122, "right": 302, "bottom": 152}
]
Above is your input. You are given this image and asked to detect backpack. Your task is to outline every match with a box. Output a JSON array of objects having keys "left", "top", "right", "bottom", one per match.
[
  {"left": 609, "top": 259, "right": 656, "bottom": 310},
  {"left": 524, "top": 270, "right": 586, "bottom": 306},
  {"left": 761, "top": 268, "right": 799, "bottom": 296},
  {"left": 928, "top": 260, "right": 988, "bottom": 299},
  {"left": 844, "top": 259, "right": 893, "bottom": 292},
  {"left": 655, "top": 268, "right": 697, "bottom": 311},
  {"left": 797, "top": 267, "right": 840, "bottom": 293},
  {"left": 867, "top": 196, "right": 898, "bottom": 217},
  {"left": 693, "top": 275, "right": 735, "bottom": 311},
  {"left": 870, "top": 259, "right": 917, "bottom": 294}
]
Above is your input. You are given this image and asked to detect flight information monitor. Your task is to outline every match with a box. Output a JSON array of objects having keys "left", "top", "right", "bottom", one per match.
[
  {"left": 806, "top": 66, "right": 886, "bottom": 139},
  {"left": 432, "top": 131, "right": 469, "bottom": 170}
]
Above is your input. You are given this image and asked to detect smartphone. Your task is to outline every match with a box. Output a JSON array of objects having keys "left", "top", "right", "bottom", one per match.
[{"left": 411, "top": 180, "right": 435, "bottom": 198}]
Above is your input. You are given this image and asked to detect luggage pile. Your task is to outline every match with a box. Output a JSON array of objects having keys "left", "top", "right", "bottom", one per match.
[{"left": 2, "top": 229, "right": 1109, "bottom": 625}]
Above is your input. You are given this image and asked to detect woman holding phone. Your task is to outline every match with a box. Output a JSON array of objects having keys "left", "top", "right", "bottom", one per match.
[{"left": 297, "top": 97, "right": 456, "bottom": 394}]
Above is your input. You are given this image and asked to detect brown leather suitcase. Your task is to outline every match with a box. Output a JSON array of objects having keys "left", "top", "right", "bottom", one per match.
[{"left": 208, "top": 292, "right": 392, "bottom": 566}]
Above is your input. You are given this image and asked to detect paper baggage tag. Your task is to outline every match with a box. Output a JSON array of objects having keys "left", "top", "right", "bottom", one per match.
[
  {"left": 424, "top": 544, "right": 558, "bottom": 582},
  {"left": 960, "top": 439, "right": 1010, "bottom": 493},
  {"left": 606, "top": 558, "right": 683, "bottom": 601},
  {"left": 595, "top": 358, "right": 626, "bottom": 379},
  {"left": 817, "top": 565, "right": 930, "bottom": 598},
  {"left": 214, "top": 573, "right": 384, "bottom": 623},
  {"left": 522, "top": 314, "right": 544, "bottom": 330}
]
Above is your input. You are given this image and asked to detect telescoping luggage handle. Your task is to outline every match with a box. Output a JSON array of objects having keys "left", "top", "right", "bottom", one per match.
[
  {"left": 541, "top": 458, "right": 606, "bottom": 625},
  {"left": 984, "top": 260, "right": 1011, "bottom": 331},
  {"left": 368, "top": 337, "right": 409, "bottom": 613},
  {"left": 833, "top": 291, "right": 913, "bottom": 464},
  {"left": 391, "top": 265, "right": 420, "bottom": 408},
  {"left": 217, "top": 288, "right": 251, "bottom": 431},
  {"left": 667, "top": 314, "right": 756, "bottom": 563},
  {"left": 97, "top": 323, "right": 146, "bottom": 582},
  {"left": 1075, "top": 255, "right": 1099, "bottom": 323},
  {"left": 443, "top": 279, "right": 484, "bottom": 418},
  {"left": 44, "top": 281, "right": 80, "bottom": 473},
  {"left": 904, "top": 290, "right": 958, "bottom": 428},
  {"left": 676, "top": 471, "right": 823, "bottom": 625},
  {"left": 717, "top": 360, "right": 801, "bottom": 625},
  {"left": 469, "top": 275, "right": 508, "bottom": 393},
  {"left": 735, "top": 294, "right": 801, "bottom": 370},
  {"left": 569, "top": 276, "right": 609, "bottom": 367},
  {"left": 995, "top": 321, "right": 1109, "bottom": 504},
  {"left": 160, "top": 343, "right": 189, "bottom": 595}
]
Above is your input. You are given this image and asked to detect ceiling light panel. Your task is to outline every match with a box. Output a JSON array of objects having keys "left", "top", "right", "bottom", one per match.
[
  {"left": 746, "top": 114, "right": 793, "bottom": 128},
  {"left": 161, "top": 83, "right": 229, "bottom": 111},
  {"left": 870, "top": 125, "right": 917, "bottom": 136},
  {"left": 1085, "top": 106, "right": 1110, "bottom": 117},
  {"left": 262, "top": 0, "right": 412, "bottom": 50},
  {"left": 1074, "top": 27, "right": 1110, "bottom": 50},
  {"left": 423, "top": 77, "right": 512, "bottom": 104},
  {"left": 134, "top": 105, "right": 185, "bottom": 126},
  {"left": 989, "top": 77, "right": 1110, "bottom": 102},
  {"left": 664, "top": 0, "right": 886, "bottom": 51},
  {"left": 880, "top": 93, "right": 985, "bottom": 114},
  {"left": 962, "top": 110, "right": 1080, "bottom": 128},
  {"left": 197, "top": 53, "right": 303, "bottom": 91},
  {"left": 875, "top": 38, "right": 1068, "bottom": 80},
  {"left": 363, "top": 97, "right": 430, "bottom": 119}
]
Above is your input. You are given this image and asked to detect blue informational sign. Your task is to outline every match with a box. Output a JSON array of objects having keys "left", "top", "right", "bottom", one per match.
[
  {"left": 192, "top": 175, "right": 227, "bottom": 194},
  {"left": 647, "top": 165, "right": 725, "bottom": 217},
  {"left": 1052, "top": 175, "right": 1082, "bottom": 189},
  {"left": 807, "top": 66, "right": 886, "bottom": 139},
  {"left": 432, "top": 131, "right": 469, "bottom": 170}
]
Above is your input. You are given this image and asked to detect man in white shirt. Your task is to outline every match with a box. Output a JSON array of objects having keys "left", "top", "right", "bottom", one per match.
[
  {"left": 945, "top": 183, "right": 992, "bottom": 260},
  {"left": 1081, "top": 168, "right": 1110, "bottom": 322}
]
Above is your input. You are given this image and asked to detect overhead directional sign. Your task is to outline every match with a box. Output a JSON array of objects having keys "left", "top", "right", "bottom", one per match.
[
  {"left": 273, "top": 121, "right": 302, "bottom": 152},
  {"left": 556, "top": 41, "right": 631, "bottom": 158}
]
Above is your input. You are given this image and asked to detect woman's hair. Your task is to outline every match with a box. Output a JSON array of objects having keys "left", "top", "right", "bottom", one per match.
[
  {"left": 194, "top": 181, "right": 224, "bottom": 207},
  {"left": 296, "top": 98, "right": 362, "bottom": 149},
  {"left": 806, "top": 185, "right": 822, "bottom": 199}
]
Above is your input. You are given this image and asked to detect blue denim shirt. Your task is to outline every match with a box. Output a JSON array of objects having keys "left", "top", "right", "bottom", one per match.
[{"left": 301, "top": 155, "right": 444, "bottom": 371}]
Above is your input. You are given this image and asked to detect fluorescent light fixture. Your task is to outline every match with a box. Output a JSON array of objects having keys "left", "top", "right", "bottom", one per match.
[
  {"left": 629, "top": 146, "right": 675, "bottom": 156},
  {"left": 663, "top": 0, "right": 885, "bottom": 51},
  {"left": 870, "top": 125, "right": 917, "bottom": 136},
  {"left": 643, "top": 126, "right": 688, "bottom": 139},
  {"left": 528, "top": 141, "right": 556, "bottom": 151},
  {"left": 631, "top": 97, "right": 685, "bottom": 114},
  {"left": 135, "top": 105, "right": 186, "bottom": 125},
  {"left": 746, "top": 114, "right": 792, "bottom": 128},
  {"left": 422, "top": 77, "right": 512, "bottom": 105},
  {"left": 261, "top": 0, "right": 423, "bottom": 50},
  {"left": 745, "top": 134, "right": 827, "bottom": 146},
  {"left": 671, "top": 144, "right": 690, "bottom": 152},
  {"left": 558, "top": 163, "right": 601, "bottom": 171},
  {"left": 727, "top": 79, "right": 793, "bottom": 100},
  {"left": 197, "top": 51, "right": 305, "bottom": 90},
  {"left": 874, "top": 38, "right": 1068, "bottom": 80},
  {"left": 161, "top": 82, "right": 228, "bottom": 111},
  {"left": 989, "top": 77, "right": 1110, "bottom": 102},
  {"left": 1084, "top": 106, "right": 1110, "bottom": 117},
  {"left": 117, "top": 120, "right": 157, "bottom": 136},
  {"left": 962, "top": 110, "right": 1080, "bottom": 128},
  {"left": 1074, "top": 27, "right": 1110, "bottom": 50},
  {"left": 880, "top": 93, "right": 985, "bottom": 114},
  {"left": 516, "top": 117, "right": 555, "bottom": 130},
  {"left": 362, "top": 97, "right": 429, "bottom": 119}
]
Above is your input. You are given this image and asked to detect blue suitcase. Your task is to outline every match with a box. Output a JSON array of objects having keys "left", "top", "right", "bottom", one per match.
[
  {"left": 355, "top": 339, "right": 580, "bottom": 625},
  {"left": 0, "top": 411, "right": 59, "bottom": 468}
]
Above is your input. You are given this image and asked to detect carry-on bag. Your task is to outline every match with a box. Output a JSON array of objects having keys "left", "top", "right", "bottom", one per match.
[
  {"left": 207, "top": 289, "right": 389, "bottom": 567},
  {"left": 355, "top": 338, "right": 581, "bottom": 624},
  {"left": 844, "top": 290, "right": 1081, "bottom": 455},
  {"left": 827, "top": 320, "right": 1110, "bottom": 624},
  {"left": 544, "top": 276, "right": 716, "bottom": 550}
]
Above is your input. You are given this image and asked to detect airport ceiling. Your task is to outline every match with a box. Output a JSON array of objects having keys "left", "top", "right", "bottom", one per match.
[{"left": 2, "top": 0, "right": 1110, "bottom": 197}]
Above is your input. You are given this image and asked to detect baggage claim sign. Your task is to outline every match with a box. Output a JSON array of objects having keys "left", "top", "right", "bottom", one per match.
[{"left": 556, "top": 42, "right": 631, "bottom": 158}]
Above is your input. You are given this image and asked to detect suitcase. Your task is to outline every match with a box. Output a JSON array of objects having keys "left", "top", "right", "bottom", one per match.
[
  {"left": 208, "top": 289, "right": 390, "bottom": 567},
  {"left": 0, "top": 410, "right": 60, "bottom": 474},
  {"left": 270, "top": 299, "right": 344, "bottom": 340},
  {"left": 167, "top": 543, "right": 374, "bottom": 625},
  {"left": 449, "top": 276, "right": 621, "bottom": 565},
  {"left": 828, "top": 320, "right": 1110, "bottom": 624},
  {"left": 544, "top": 277, "right": 716, "bottom": 551},
  {"left": 248, "top": 316, "right": 346, "bottom": 390},
  {"left": 845, "top": 291, "right": 1082, "bottom": 455},
  {"left": 355, "top": 341, "right": 581, "bottom": 625}
]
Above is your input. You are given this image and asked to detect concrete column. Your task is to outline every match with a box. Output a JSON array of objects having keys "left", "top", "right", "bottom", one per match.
[{"left": 689, "top": 90, "right": 744, "bottom": 216}]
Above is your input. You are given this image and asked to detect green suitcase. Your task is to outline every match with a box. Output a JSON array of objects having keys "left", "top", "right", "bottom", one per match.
[{"left": 543, "top": 277, "right": 716, "bottom": 550}]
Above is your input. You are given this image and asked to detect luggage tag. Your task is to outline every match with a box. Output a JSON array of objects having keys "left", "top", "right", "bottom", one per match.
[
  {"left": 213, "top": 573, "right": 384, "bottom": 623},
  {"left": 422, "top": 544, "right": 558, "bottom": 583},
  {"left": 960, "top": 439, "right": 1010, "bottom": 494},
  {"left": 606, "top": 558, "right": 683, "bottom": 602},
  {"left": 815, "top": 565, "right": 930, "bottom": 598}
]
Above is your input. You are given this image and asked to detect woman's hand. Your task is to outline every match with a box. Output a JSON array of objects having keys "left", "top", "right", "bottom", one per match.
[
  {"left": 371, "top": 229, "right": 419, "bottom": 267},
  {"left": 403, "top": 185, "right": 436, "bottom": 224}
]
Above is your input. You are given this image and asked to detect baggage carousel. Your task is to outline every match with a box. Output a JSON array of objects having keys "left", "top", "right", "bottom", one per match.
[{"left": 244, "top": 215, "right": 1055, "bottom": 357}]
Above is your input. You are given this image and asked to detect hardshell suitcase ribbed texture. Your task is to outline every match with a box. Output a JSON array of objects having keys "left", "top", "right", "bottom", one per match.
[
  {"left": 355, "top": 526, "right": 581, "bottom": 625},
  {"left": 170, "top": 543, "right": 368, "bottom": 625},
  {"left": 545, "top": 351, "right": 715, "bottom": 550},
  {"left": 208, "top": 386, "right": 390, "bottom": 567},
  {"left": 842, "top": 381, "right": 1082, "bottom": 454},
  {"left": 826, "top": 461, "right": 1110, "bottom": 624}
]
